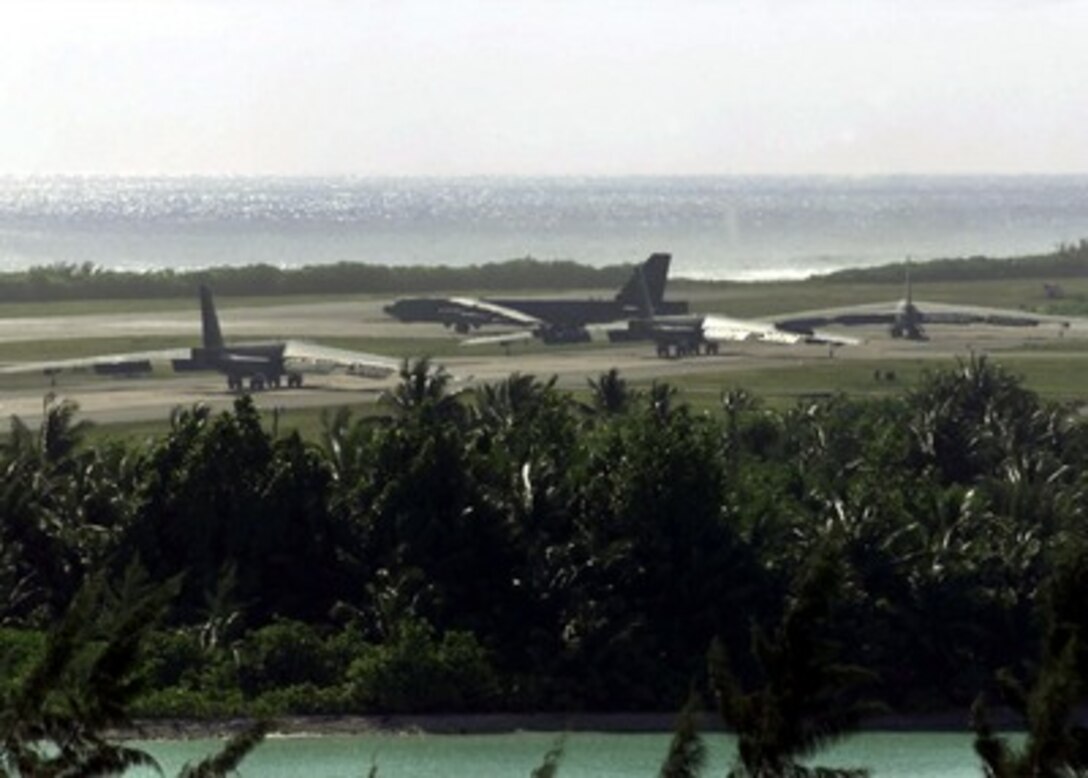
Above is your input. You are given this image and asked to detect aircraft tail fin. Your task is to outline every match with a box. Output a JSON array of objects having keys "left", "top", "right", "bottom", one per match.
[
  {"left": 632, "top": 264, "right": 657, "bottom": 320},
  {"left": 905, "top": 256, "right": 913, "bottom": 306},
  {"left": 199, "top": 285, "right": 225, "bottom": 349},
  {"left": 616, "top": 253, "right": 671, "bottom": 311}
]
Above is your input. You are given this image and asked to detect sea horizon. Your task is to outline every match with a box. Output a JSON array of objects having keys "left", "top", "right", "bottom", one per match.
[{"left": 1, "top": 174, "right": 1086, "bottom": 281}]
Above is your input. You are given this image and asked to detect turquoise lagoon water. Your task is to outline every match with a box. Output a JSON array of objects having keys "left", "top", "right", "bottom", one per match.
[{"left": 132, "top": 731, "right": 986, "bottom": 777}]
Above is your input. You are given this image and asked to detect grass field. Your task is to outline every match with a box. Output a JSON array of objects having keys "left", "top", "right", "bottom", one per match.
[
  {"left": 59, "top": 349, "right": 1088, "bottom": 446},
  {"left": 0, "top": 271, "right": 1081, "bottom": 320},
  {"left": 0, "top": 334, "right": 595, "bottom": 370},
  {"left": 670, "top": 275, "right": 1088, "bottom": 318},
  {"left": 0, "top": 336, "right": 447, "bottom": 363},
  {"left": 78, "top": 400, "right": 389, "bottom": 447},
  {"left": 0, "top": 293, "right": 387, "bottom": 318},
  {"left": 638, "top": 353, "right": 1088, "bottom": 411}
]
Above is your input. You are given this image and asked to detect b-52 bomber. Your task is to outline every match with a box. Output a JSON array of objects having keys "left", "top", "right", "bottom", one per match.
[
  {"left": 774, "top": 267, "right": 1066, "bottom": 342},
  {"left": 383, "top": 252, "right": 688, "bottom": 345},
  {"left": 0, "top": 286, "right": 400, "bottom": 390},
  {"left": 629, "top": 263, "right": 1071, "bottom": 358}
]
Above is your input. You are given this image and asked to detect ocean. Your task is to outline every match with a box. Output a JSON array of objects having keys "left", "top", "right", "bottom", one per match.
[
  {"left": 1, "top": 176, "right": 1086, "bottom": 281},
  {"left": 130, "top": 731, "right": 990, "bottom": 777}
]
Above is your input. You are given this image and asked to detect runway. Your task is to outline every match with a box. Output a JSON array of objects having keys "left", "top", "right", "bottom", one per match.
[{"left": 0, "top": 295, "right": 1081, "bottom": 427}]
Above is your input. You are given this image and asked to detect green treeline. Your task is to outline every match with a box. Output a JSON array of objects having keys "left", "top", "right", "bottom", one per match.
[
  {"left": 3, "top": 358, "right": 1088, "bottom": 729},
  {"left": 0, "top": 239, "right": 1086, "bottom": 303},
  {"left": 823, "top": 239, "right": 1088, "bottom": 283},
  {"left": 0, "top": 259, "right": 634, "bottom": 303}
]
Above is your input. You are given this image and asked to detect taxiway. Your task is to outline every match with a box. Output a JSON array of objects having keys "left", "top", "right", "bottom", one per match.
[{"left": 0, "top": 297, "right": 1082, "bottom": 427}]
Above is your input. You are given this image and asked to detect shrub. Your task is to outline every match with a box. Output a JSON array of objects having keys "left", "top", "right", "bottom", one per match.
[
  {"left": 251, "top": 683, "right": 355, "bottom": 716},
  {"left": 0, "top": 629, "right": 45, "bottom": 696},
  {"left": 131, "top": 687, "right": 249, "bottom": 719},
  {"left": 140, "top": 630, "right": 207, "bottom": 689},
  {"left": 347, "top": 618, "right": 499, "bottom": 712},
  {"left": 236, "top": 620, "right": 338, "bottom": 695}
]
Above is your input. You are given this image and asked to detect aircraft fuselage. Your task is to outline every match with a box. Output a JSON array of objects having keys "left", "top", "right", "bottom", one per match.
[{"left": 174, "top": 343, "right": 301, "bottom": 391}]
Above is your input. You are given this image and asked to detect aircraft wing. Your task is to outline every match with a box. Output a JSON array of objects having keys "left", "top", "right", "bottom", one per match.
[
  {"left": 460, "top": 320, "right": 628, "bottom": 348},
  {"left": 776, "top": 301, "right": 1069, "bottom": 331},
  {"left": 0, "top": 347, "right": 192, "bottom": 377},
  {"left": 916, "top": 302, "right": 1059, "bottom": 327},
  {"left": 710, "top": 315, "right": 861, "bottom": 346},
  {"left": 776, "top": 312, "right": 896, "bottom": 330},
  {"left": 446, "top": 298, "right": 544, "bottom": 328},
  {"left": 0, "top": 342, "right": 401, "bottom": 381},
  {"left": 281, "top": 341, "right": 400, "bottom": 379},
  {"left": 704, "top": 315, "right": 862, "bottom": 345},
  {"left": 701, "top": 315, "right": 808, "bottom": 345}
]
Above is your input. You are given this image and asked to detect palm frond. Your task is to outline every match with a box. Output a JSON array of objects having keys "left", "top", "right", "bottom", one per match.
[
  {"left": 659, "top": 693, "right": 706, "bottom": 778},
  {"left": 530, "top": 734, "right": 565, "bottom": 778},
  {"left": 178, "top": 719, "right": 272, "bottom": 778}
]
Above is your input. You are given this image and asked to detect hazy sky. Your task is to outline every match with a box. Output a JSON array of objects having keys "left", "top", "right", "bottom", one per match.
[{"left": 2, "top": 0, "right": 1087, "bottom": 176}]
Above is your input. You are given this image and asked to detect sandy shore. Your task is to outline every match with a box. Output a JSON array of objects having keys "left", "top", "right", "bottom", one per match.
[{"left": 116, "top": 709, "right": 1001, "bottom": 741}]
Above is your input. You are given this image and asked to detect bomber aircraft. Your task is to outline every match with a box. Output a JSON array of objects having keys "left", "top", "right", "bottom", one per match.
[
  {"left": 0, "top": 285, "right": 400, "bottom": 390},
  {"left": 773, "top": 266, "right": 1065, "bottom": 342},
  {"left": 621, "top": 261, "right": 1070, "bottom": 358},
  {"left": 383, "top": 252, "right": 688, "bottom": 345}
]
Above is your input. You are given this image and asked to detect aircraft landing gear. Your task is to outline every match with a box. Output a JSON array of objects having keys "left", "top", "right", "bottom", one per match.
[
  {"left": 227, "top": 373, "right": 297, "bottom": 391},
  {"left": 655, "top": 339, "right": 714, "bottom": 359}
]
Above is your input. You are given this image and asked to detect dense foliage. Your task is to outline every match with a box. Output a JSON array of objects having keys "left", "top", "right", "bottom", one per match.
[
  {"left": 2, "top": 356, "right": 1088, "bottom": 730},
  {"left": 0, "top": 241, "right": 1085, "bottom": 304},
  {"left": 0, "top": 258, "right": 635, "bottom": 303},
  {"left": 0, "top": 564, "right": 268, "bottom": 777},
  {"left": 823, "top": 239, "right": 1088, "bottom": 283}
]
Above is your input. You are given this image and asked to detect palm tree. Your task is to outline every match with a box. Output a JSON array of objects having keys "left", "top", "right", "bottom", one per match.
[
  {"left": 972, "top": 539, "right": 1088, "bottom": 776},
  {"left": 319, "top": 406, "right": 383, "bottom": 487},
  {"left": 0, "top": 401, "right": 113, "bottom": 622},
  {"left": 0, "top": 565, "right": 175, "bottom": 776},
  {"left": 647, "top": 381, "right": 679, "bottom": 424},
  {"left": 710, "top": 545, "right": 879, "bottom": 778},
  {"left": 530, "top": 736, "right": 565, "bottom": 778},
  {"left": 0, "top": 564, "right": 270, "bottom": 778},
  {"left": 659, "top": 693, "right": 707, "bottom": 778},
  {"left": 380, "top": 357, "right": 464, "bottom": 426},
  {"left": 178, "top": 720, "right": 272, "bottom": 778},
  {"left": 472, "top": 373, "right": 558, "bottom": 430},
  {"left": 587, "top": 368, "right": 635, "bottom": 416},
  {"left": 720, "top": 388, "right": 757, "bottom": 485},
  {"left": 38, "top": 396, "right": 94, "bottom": 470},
  {"left": 906, "top": 354, "right": 1043, "bottom": 484}
]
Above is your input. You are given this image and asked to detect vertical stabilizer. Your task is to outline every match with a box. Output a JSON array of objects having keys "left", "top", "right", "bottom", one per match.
[
  {"left": 904, "top": 256, "right": 914, "bottom": 306},
  {"left": 199, "top": 285, "right": 225, "bottom": 349},
  {"left": 617, "top": 253, "right": 671, "bottom": 311},
  {"left": 633, "top": 264, "right": 656, "bottom": 319}
]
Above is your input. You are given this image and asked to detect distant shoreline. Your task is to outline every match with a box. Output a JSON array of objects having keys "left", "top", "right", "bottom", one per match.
[
  {"left": 0, "top": 245, "right": 1082, "bottom": 307},
  {"left": 118, "top": 710, "right": 1001, "bottom": 741}
]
